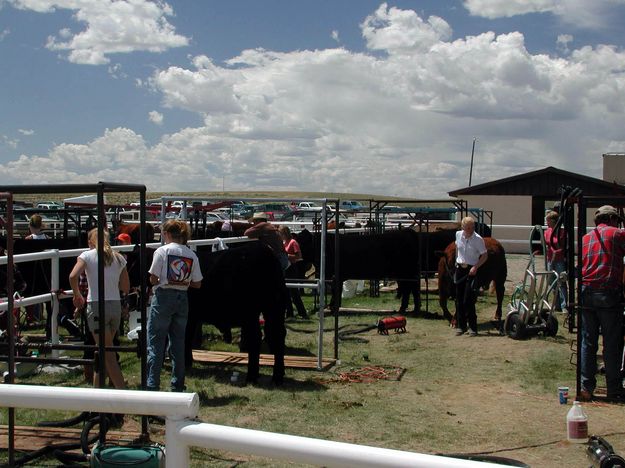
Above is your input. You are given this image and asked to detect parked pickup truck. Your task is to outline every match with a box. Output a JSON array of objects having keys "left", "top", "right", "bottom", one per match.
[
  {"left": 297, "top": 201, "right": 322, "bottom": 211},
  {"left": 339, "top": 200, "right": 365, "bottom": 212}
]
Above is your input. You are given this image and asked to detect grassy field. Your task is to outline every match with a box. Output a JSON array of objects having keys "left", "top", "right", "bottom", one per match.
[
  {"left": 2, "top": 263, "right": 625, "bottom": 468},
  {"left": 11, "top": 190, "right": 447, "bottom": 207}
]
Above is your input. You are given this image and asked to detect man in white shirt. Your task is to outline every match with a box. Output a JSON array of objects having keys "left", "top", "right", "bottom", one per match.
[{"left": 454, "top": 217, "right": 488, "bottom": 336}]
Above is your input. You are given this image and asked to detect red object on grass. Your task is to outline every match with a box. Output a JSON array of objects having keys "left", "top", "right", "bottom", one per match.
[{"left": 377, "top": 316, "right": 407, "bottom": 335}]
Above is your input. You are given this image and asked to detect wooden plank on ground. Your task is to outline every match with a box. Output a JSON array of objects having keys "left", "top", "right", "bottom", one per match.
[
  {"left": 331, "top": 307, "right": 397, "bottom": 314},
  {"left": 0, "top": 425, "right": 142, "bottom": 452},
  {"left": 192, "top": 350, "right": 335, "bottom": 370}
]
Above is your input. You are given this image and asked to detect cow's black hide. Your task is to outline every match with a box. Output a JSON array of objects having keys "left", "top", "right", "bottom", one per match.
[
  {"left": 188, "top": 243, "right": 287, "bottom": 384},
  {"left": 127, "top": 241, "right": 288, "bottom": 384},
  {"left": 295, "top": 228, "right": 456, "bottom": 313},
  {"left": 0, "top": 237, "right": 83, "bottom": 296},
  {"left": 0, "top": 237, "right": 84, "bottom": 338}
]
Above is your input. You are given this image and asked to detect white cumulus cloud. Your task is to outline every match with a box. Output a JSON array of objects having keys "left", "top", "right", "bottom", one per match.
[
  {"left": 463, "top": 0, "right": 625, "bottom": 29},
  {"left": 148, "top": 111, "right": 163, "bottom": 125},
  {"left": 10, "top": 0, "right": 188, "bottom": 64},
  {"left": 3, "top": 4, "right": 625, "bottom": 197}
]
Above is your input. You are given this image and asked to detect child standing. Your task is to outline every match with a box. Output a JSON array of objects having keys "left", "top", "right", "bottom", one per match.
[{"left": 147, "top": 220, "right": 202, "bottom": 392}]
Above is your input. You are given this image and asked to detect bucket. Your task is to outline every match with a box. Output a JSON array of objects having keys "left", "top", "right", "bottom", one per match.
[{"left": 91, "top": 444, "right": 165, "bottom": 468}]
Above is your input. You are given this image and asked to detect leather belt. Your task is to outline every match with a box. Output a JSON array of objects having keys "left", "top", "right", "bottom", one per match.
[{"left": 456, "top": 263, "right": 472, "bottom": 268}]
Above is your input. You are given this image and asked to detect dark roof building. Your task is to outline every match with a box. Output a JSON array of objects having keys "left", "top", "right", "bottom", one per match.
[
  {"left": 449, "top": 166, "right": 625, "bottom": 197},
  {"left": 449, "top": 166, "right": 625, "bottom": 226}
]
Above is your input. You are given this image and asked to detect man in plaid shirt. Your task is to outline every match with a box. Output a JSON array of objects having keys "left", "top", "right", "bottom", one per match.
[{"left": 580, "top": 205, "right": 625, "bottom": 401}]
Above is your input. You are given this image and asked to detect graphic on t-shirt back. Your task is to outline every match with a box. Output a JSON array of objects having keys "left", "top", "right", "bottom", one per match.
[{"left": 167, "top": 255, "right": 193, "bottom": 284}]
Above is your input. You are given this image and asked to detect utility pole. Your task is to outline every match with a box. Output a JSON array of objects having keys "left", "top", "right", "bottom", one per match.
[{"left": 469, "top": 137, "right": 477, "bottom": 186}]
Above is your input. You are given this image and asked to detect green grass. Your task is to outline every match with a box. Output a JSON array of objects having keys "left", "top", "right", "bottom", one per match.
[{"left": 0, "top": 286, "right": 584, "bottom": 467}]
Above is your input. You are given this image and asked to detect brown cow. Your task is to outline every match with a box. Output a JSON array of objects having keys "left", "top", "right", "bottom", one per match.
[
  {"left": 437, "top": 237, "right": 507, "bottom": 324},
  {"left": 115, "top": 221, "right": 155, "bottom": 244}
]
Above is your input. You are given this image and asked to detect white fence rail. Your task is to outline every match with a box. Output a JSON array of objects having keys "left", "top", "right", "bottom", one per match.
[
  {"left": 0, "top": 235, "right": 327, "bottom": 366},
  {"left": 0, "top": 384, "right": 506, "bottom": 468}
]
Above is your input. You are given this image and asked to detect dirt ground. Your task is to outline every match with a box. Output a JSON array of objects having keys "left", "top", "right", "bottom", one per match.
[
  {"left": 464, "top": 253, "right": 625, "bottom": 468},
  {"left": 3, "top": 252, "right": 623, "bottom": 468}
]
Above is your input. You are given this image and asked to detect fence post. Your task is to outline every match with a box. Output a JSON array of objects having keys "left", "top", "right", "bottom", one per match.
[
  {"left": 166, "top": 417, "right": 190, "bottom": 468},
  {"left": 50, "top": 249, "right": 60, "bottom": 358}
]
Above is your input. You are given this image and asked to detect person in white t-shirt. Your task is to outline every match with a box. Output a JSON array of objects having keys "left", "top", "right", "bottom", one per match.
[
  {"left": 147, "top": 219, "right": 203, "bottom": 392},
  {"left": 454, "top": 217, "right": 488, "bottom": 337},
  {"left": 69, "top": 228, "right": 130, "bottom": 389},
  {"left": 25, "top": 214, "right": 49, "bottom": 240}
]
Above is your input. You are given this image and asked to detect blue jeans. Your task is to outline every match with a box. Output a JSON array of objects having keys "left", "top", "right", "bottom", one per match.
[
  {"left": 548, "top": 260, "right": 567, "bottom": 310},
  {"left": 147, "top": 288, "right": 188, "bottom": 392},
  {"left": 580, "top": 288, "right": 624, "bottom": 396}
]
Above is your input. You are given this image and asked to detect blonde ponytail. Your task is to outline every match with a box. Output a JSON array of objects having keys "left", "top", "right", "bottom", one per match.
[{"left": 88, "top": 228, "right": 122, "bottom": 266}]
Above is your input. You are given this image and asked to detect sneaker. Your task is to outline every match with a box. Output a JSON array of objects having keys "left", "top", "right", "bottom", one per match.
[
  {"left": 577, "top": 389, "right": 593, "bottom": 402},
  {"left": 468, "top": 330, "right": 478, "bottom": 337},
  {"left": 455, "top": 328, "right": 466, "bottom": 336}
]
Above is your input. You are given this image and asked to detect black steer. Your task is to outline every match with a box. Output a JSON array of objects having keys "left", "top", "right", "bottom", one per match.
[
  {"left": 127, "top": 241, "right": 288, "bottom": 385},
  {"left": 186, "top": 242, "right": 288, "bottom": 384}
]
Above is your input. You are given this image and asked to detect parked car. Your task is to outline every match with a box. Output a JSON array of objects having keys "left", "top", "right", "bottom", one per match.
[
  {"left": 297, "top": 201, "right": 323, "bottom": 211},
  {"left": 279, "top": 210, "right": 356, "bottom": 228},
  {"left": 251, "top": 203, "right": 292, "bottom": 221},
  {"left": 36, "top": 202, "right": 62, "bottom": 210},
  {"left": 205, "top": 211, "right": 229, "bottom": 222},
  {"left": 339, "top": 200, "right": 365, "bottom": 212},
  {"left": 230, "top": 201, "right": 254, "bottom": 220}
]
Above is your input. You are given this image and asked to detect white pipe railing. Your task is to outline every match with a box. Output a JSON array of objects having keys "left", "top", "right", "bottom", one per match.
[
  {"left": 171, "top": 420, "right": 504, "bottom": 468},
  {"left": 0, "top": 384, "right": 198, "bottom": 419},
  {"left": 0, "top": 235, "right": 326, "bottom": 367},
  {"left": 0, "top": 384, "right": 505, "bottom": 468}
]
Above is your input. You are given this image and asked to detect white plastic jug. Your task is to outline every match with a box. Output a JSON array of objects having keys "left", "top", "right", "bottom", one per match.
[{"left": 567, "top": 401, "right": 588, "bottom": 443}]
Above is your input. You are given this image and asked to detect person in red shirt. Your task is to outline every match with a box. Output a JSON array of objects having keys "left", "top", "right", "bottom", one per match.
[
  {"left": 580, "top": 205, "right": 625, "bottom": 401},
  {"left": 544, "top": 210, "right": 567, "bottom": 312},
  {"left": 279, "top": 226, "right": 308, "bottom": 319}
]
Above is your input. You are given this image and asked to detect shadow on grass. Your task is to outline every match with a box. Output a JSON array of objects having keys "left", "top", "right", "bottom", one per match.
[
  {"left": 198, "top": 391, "right": 250, "bottom": 407},
  {"left": 188, "top": 362, "right": 328, "bottom": 393}
]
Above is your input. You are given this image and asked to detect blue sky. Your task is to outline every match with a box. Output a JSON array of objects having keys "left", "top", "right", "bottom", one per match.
[{"left": 1, "top": 0, "right": 625, "bottom": 198}]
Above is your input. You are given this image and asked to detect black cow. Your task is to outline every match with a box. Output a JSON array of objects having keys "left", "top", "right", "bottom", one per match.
[
  {"left": 395, "top": 228, "right": 457, "bottom": 314},
  {"left": 128, "top": 241, "right": 288, "bottom": 384},
  {"left": 187, "top": 243, "right": 287, "bottom": 384},
  {"left": 0, "top": 237, "right": 82, "bottom": 337},
  {"left": 296, "top": 228, "right": 455, "bottom": 314}
]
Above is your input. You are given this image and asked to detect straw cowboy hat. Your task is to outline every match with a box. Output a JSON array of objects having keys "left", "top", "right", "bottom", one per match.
[{"left": 250, "top": 212, "right": 268, "bottom": 222}]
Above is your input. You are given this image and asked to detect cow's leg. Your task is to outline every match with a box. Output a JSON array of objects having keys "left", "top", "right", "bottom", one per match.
[
  {"left": 397, "top": 281, "right": 409, "bottom": 313},
  {"left": 264, "top": 314, "right": 286, "bottom": 385},
  {"left": 184, "top": 313, "right": 200, "bottom": 368},
  {"left": 439, "top": 293, "right": 453, "bottom": 324},
  {"left": 438, "top": 270, "right": 454, "bottom": 324},
  {"left": 243, "top": 320, "right": 262, "bottom": 384},
  {"left": 494, "top": 279, "right": 505, "bottom": 321},
  {"left": 218, "top": 325, "right": 232, "bottom": 344},
  {"left": 329, "top": 280, "right": 343, "bottom": 313},
  {"left": 411, "top": 282, "right": 421, "bottom": 314}
]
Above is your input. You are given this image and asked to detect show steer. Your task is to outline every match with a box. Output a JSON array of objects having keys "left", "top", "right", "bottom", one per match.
[
  {"left": 186, "top": 242, "right": 288, "bottom": 384},
  {"left": 125, "top": 241, "right": 288, "bottom": 385},
  {"left": 296, "top": 228, "right": 455, "bottom": 314}
]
